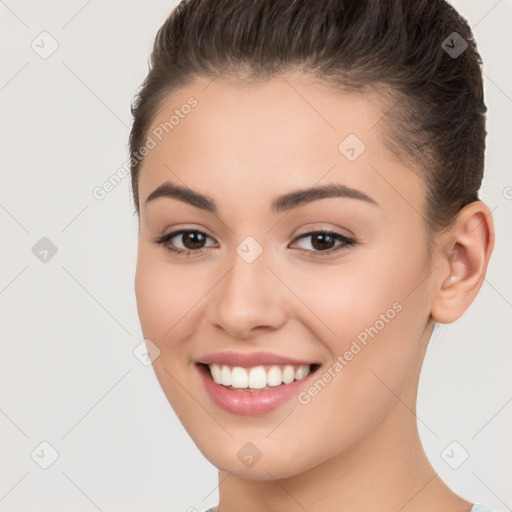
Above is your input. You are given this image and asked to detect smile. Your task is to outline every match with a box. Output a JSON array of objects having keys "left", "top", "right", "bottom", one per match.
[
  {"left": 208, "top": 363, "right": 314, "bottom": 390},
  {"left": 196, "top": 362, "right": 321, "bottom": 415}
]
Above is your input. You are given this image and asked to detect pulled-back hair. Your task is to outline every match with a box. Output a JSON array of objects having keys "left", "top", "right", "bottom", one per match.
[{"left": 129, "top": 0, "right": 486, "bottom": 233}]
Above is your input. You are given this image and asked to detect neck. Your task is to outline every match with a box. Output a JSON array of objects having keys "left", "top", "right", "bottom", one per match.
[{"left": 215, "top": 350, "right": 472, "bottom": 512}]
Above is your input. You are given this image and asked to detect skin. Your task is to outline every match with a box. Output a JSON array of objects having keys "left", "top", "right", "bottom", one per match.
[{"left": 134, "top": 72, "right": 494, "bottom": 512}]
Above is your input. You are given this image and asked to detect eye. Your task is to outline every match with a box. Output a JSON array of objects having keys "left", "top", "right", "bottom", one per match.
[
  {"left": 290, "top": 230, "right": 355, "bottom": 256},
  {"left": 153, "top": 229, "right": 217, "bottom": 256},
  {"left": 153, "top": 228, "right": 356, "bottom": 257}
]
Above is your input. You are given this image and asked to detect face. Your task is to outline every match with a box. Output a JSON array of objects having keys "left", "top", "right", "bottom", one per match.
[{"left": 134, "top": 72, "right": 436, "bottom": 479}]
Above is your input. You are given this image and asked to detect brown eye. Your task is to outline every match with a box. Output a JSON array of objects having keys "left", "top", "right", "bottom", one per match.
[
  {"left": 291, "top": 230, "right": 355, "bottom": 256},
  {"left": 153, "top": 229, "right": 217, "bottom": 255},
  {"left": 179, "top": 231, "right": 207, "bottom": 249},
  {"left": 310, "top": 232, "right": 337, "bottom": 251}
]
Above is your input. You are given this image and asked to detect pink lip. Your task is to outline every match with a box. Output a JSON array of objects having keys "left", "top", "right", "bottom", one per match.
[
  {"left": 196, "top": 362, "right": 320, "bottom": 416},
  {"left": 196, "top": 350, "right": 318, "bottom": 368}
]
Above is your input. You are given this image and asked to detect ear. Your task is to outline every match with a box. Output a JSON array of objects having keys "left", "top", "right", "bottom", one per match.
[{"left": 430, "top": 201, "right": 495, "bottom": 324}]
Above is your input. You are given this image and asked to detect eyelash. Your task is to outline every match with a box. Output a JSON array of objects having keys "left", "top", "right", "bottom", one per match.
[{"left": 153, "top": 229, "right": 356, "bottom": 258}]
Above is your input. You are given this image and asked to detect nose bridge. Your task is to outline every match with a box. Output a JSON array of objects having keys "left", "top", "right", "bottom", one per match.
[
  {"left": 223, "top": 236, "right": 273, "bottom": 309},
  {"left": 228, "top": 237, "right": 268, "bottom": 297},
  {"left": 209, "top": 234, "right": 287, "bottom": 338}
]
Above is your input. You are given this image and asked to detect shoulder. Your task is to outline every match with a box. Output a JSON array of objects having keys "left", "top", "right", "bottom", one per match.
[
  {"left": 200, "top": 504, "right": 493, "bottom": 512},
  {"left": 471, "top": 505, "right": 495, "bottom": 512}
]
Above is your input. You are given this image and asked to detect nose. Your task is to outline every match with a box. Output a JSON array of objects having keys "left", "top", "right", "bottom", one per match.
[{"left": 207, "top": 246, "right": 288, "bottom": 340}]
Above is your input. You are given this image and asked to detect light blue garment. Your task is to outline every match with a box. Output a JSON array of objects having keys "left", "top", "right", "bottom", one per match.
[{"left": 201, "top": 504, "right": 493, "bottom": 512}]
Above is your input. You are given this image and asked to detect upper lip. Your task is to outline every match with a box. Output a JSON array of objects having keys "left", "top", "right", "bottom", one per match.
[{"left": 196, "top": 351, "right": 319, "bottom": 368}]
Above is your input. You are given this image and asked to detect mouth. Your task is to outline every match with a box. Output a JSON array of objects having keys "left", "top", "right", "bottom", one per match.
[
  {"left": 198, "top": 362, "right": 321, "bottom": 391},
  {"left": 195, "top": 362, "right": 322, "bottom": 415}
]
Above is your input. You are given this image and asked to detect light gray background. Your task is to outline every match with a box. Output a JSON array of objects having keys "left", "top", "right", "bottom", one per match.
[{"left": 0, "top": 1, "right": 510, "bottom": 511}]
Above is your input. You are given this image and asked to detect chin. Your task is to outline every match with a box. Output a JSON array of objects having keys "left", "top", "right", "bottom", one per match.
[{"left": 193, "top": 435, "right": 323, "bottom": 481}]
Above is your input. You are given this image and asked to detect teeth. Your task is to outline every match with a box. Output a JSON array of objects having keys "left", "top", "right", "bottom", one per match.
[
  {"left": 267, "top": 366, "right": 282, "bottom": 387},
  {"left": 248, "top": 366, "right": 267, "bottom": 389},
  {"left": 207, "top": 363, "right": 312, "bottom": 389},
  {"left": 231, "top": 367, "right": 248, "bottom": 388},
  {"left": 282, "top": 365, "right": 295, "bottom": 384},
  {"left": 221, "top": 365, "right": 231, "bottom": 386},
  {"left": 295, "top": 365, "right": 309, "bottom": 380}
]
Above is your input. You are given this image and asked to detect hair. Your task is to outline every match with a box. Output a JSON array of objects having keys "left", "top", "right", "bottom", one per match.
[{"left": 129, "top": 0, "right": 487, "bottom": 235}]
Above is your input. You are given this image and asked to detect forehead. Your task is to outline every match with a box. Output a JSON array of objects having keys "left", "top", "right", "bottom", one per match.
[{"left": 138, "top": 73, "right": 425, "bottom": 217}]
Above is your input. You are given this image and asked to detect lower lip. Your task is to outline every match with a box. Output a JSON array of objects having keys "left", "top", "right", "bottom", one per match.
[{"left": 196, "top": 363, "right": 319, "bottom": 416}]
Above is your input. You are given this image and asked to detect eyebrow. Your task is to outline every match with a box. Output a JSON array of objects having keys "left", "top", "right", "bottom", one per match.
[{"left": 144, "top": 180, "right": 378, "bottom": 213}]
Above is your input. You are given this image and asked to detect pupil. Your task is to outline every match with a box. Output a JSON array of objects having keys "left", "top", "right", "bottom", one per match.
[
  {"left": 184, "top": 231, "right": 205, "bottom": 249},
  {"left": 312, "top": 233, "right": 334, "bottom": 251}
]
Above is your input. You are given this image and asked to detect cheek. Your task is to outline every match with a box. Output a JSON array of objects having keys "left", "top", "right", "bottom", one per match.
[
  {"left": 134, "top": 250, "right": 201, "bottom": 412},
  {"left": 286, "top": 242, "right": 429, "bottom": 383},
  {"left": 283, "top": 255, "right": 411, "bottom": 344},
  {"left": 134, "top": 255, "right": 167, "bottom": 339},
  {"left": 134, "top": 248, "right": 202, "bottom": 341}
]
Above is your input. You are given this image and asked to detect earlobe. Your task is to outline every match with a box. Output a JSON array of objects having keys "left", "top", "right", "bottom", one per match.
[{"left": 430, "top": 201, "right": 495, "bottom": 324}]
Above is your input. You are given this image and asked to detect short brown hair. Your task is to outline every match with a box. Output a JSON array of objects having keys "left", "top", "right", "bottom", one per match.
[{"left": 129, "top": 0, "right": 486, "bottom": 233}]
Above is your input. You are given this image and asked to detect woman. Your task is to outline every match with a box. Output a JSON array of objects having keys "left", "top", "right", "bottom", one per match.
[{"left": 129, "top": 0, "right": 495, "bottom": 510}]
